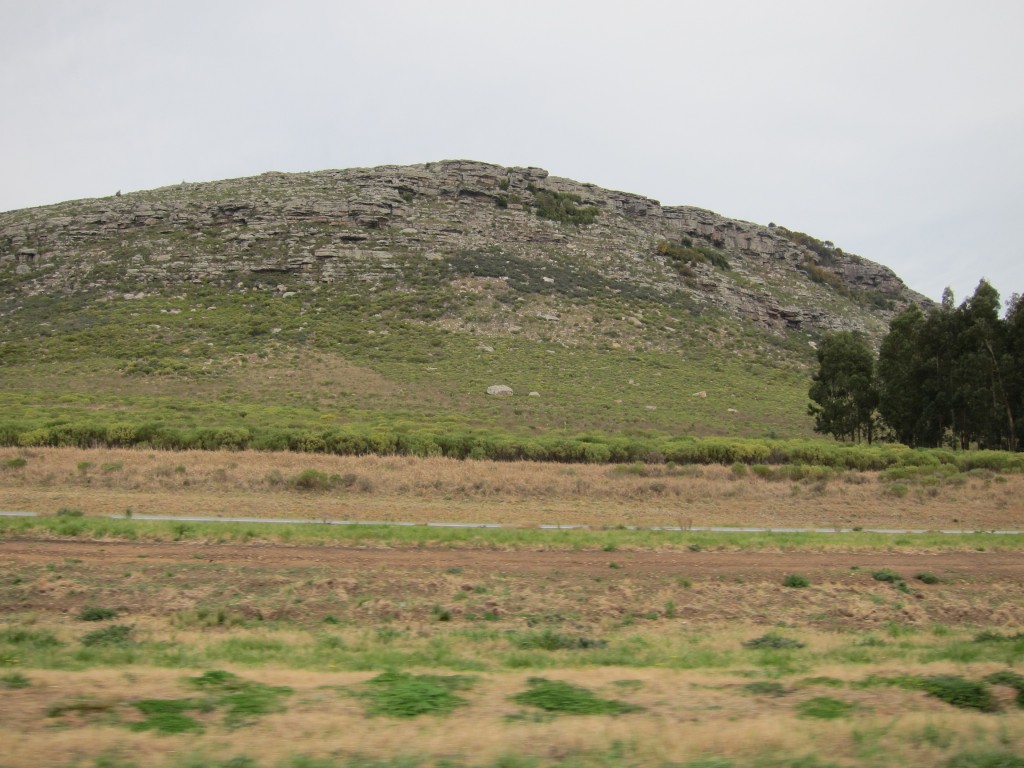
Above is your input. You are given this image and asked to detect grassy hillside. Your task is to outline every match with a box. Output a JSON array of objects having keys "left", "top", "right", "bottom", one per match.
[
  {"left": 0, "top": 161, "right": 929, "bottom": 455},
  {"left": 0, "top": 258, "right": 817, "bottom": 450}
]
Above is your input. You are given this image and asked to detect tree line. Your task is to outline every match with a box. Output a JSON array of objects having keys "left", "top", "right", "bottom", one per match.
[{"left": 809, "top": 281, "right": 1023, "bottom": 451}]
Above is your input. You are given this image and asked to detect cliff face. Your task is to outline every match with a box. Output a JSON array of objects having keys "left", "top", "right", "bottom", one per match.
[{"left": 0, "top": 160, "right": 927, "bottom": 344}]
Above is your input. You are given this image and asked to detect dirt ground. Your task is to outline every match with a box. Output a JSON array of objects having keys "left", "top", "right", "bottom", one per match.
[
  {"left": 4, "top": 537, "right": 1024, "bottom": 630},
  {"left": 4, "top": 537, "right": 1024, "bottom": 579},
  {"left": 4, "top": 539, "right": 1024, "bottom": 768}
]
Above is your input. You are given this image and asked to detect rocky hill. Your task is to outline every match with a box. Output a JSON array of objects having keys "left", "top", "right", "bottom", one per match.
[
  {"left": 0, "top": 160, "right": 931, "bottom": 443},
  {"left": 1, "top": 160, "right": 926, "bottom": 337}
]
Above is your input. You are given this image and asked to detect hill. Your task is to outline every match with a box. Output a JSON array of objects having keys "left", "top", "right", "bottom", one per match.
[{"left": 0, "top": 160, "right": 930, "bottom": 453}]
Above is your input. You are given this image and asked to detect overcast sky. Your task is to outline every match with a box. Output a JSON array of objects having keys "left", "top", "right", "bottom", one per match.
[{"left": 2, "top": 0, "right": 1021, "bottom": 305}]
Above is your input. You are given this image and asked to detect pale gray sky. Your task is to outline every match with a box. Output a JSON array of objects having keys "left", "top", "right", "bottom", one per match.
[{"left": 2, "top": 0, "right": 1021, "bottom": 304}]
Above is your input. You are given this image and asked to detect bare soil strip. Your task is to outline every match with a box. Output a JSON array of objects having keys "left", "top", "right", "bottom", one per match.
[{"left": 5, "top": 538, "right": 1023, "bottom": 581}]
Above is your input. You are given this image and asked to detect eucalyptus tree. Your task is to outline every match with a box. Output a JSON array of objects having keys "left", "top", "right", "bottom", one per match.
[{"left": 808, "top": 331, "right": 878, "bottom": 443}]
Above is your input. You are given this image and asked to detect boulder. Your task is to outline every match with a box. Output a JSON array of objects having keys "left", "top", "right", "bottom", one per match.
[{"left": 486, "top": 385, "right": 513, "bottom": 396}]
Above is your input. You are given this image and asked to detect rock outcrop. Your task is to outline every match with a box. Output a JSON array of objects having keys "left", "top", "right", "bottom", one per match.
[{"left": 0, "top": 160, "right": 929, "bottom": 345}]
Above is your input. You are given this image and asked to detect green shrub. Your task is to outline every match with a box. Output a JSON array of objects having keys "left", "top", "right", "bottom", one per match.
[
  {"left": 783, "top": 574, "right": 810, "bottom": 589},
  {"left": 915, "top": 572, "right": 941, "bottom": 584},
  {"left": 656, "top": 239, "right": 730, "bottom": 271},
  {"left": 56, "top": 507, "right": 84, "bottom": 517},
  {"left": 743, "top": 633, "right": 805, "bottom": 650},
  {"left": 529, "top": 186, "right": 599, "bottom": 226},
  {"left": 78, "top": 606, "right": 118, "bottom": 621},
  {"left": 18, "top": 428, "right": 53, "bottom": 447},
  {"left": 511, "top": 630, "right": 606, "bottom": 651},
  {"left": 0, "top": 628, "right": 62, "bottom": 649},
  {"left": 1, "top": 672, "right": 30, "bottom": 688},
  {"left": 888, "top": 482, "right": 909, "bottom": 498},
  {"left": 974, "top": 631, "right": 1024, "bottom": 643},
  {"left": 872, "top": 569, "right": 902, "bottom": 584},
  {"left": 81, "top": 624, "right": 134, "bottom": 647},
  {"left": 432, "top": 606, "right": 452, "bottom": 622},
  {"left": 106, "top": 423, "right": 138, "bottom": 447},
  {"left": 290, "top": 468, "right": 333, "bottom": 491},
  {"left": 3, "top": 457, "right": 27, "bottom": 469},
  {"left": 511, "top": 677, "right": 642, "bottom": 715}
]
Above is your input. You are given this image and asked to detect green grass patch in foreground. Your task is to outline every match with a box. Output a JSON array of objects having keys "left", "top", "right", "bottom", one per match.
[
  {"left": 3, "top": 515, "right": 1023, "bottom": 553},
  {"left": 511, "top": 677, "right": 643, "bottom": 715},
  {"left": 129, "top": 698, "right": 207, "bottom": 734},
  {"left": 795, "top": 695, "right": 854, "bottom": 719},
  {"left": 355, "top": 670, "right": 476, "bottom": 717},
  {"left": 185, "top": 669, "right": 293, "bottom": 726},
  {"left": 857, "top": 673, "right": 1003, "bottom": 712}
]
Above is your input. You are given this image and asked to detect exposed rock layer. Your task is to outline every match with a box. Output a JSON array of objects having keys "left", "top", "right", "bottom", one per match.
[{"left": 0, "top": 160, "right": 929, "bottom": 341}]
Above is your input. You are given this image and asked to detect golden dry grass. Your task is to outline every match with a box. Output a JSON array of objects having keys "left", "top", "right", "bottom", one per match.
[
  {"left": 2, "top": 446, "right": 1021, "bottom": 531},
  {"left": 5, "top": 665, "right": 1024, "bottom": 768}
]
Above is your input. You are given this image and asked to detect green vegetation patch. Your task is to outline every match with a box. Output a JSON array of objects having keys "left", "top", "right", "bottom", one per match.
[
  {"left": 782, "top": 574, "right": 810, "bottom": 589},
  {"left": 529, "top": 186, "right": 599, "bottom": 226},
  {"left": 919, "top": 675, "right": 999, "bottom": 712},
  {"left": 355, "top": 669, "right": 476, "bottom": 718},
  {"left": 1, "top": 671, "right": 30, "bottom": 688},
  {"left": 657, "top": 238, "right": 730, "bottom": 271},
  {"left": 858, "top": 673, "right": 1001, "bottom": 712},
  {"left": 129, "top": 698, "right": 207, "bottom": 734},
  {"left": 78, "top": 606, "right": 119, "bottom": 622},
  {"left": 0, "top": 627, "right": 62, "bottom": 649},
  {"left": 81, "top": 624, "right": 134, "bottom": 647},
  {"left": 743, "top": 633, "right": 806, "bottom": 650},
  {"left": 511, "top": 677, "right": 643, "bottom": 715},
  {"left": 795, "top": 695, "right": 854, "bottom": 720},
  {"left": 945, "top": 751, "right": 1024, "bottom": 768},
  {"left": 185, "top": 669, "right": 293, "bottom": 726},
  {"left": 509, "top": 629, "right": 607, "bottom": 651}
]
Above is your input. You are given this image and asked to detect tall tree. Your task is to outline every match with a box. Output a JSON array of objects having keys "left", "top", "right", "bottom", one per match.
[
  {"left": 877, "top": 305, "right": 936, "bottom": 446},
  {"left": 808, "top": 331, "right": 878, "bottom": 443},
  {"left": 917, "top": 296, "right": 962, "bottom": 447},
  {"left": 949, "top": 281, "right": 1013, "bottom": 449},
  {"left": 1006, "top": 293, "right": 1024, "bottom": 451}
]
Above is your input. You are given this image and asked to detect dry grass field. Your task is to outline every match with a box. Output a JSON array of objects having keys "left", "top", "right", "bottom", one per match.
[
  {"left": 2, "top": 448, "right": 1024, "bottom": 768},
  {"left": 2, "top": 447, "right": 1021, "bottom": 532}
]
